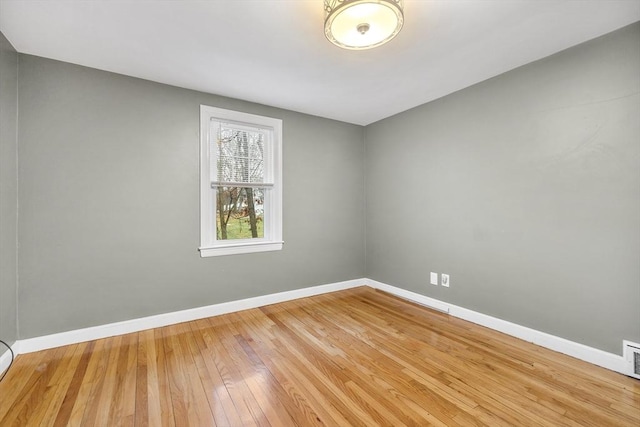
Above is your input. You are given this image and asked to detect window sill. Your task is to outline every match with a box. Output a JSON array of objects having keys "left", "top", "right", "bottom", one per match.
[{"left": 199, "top": 241, "right": 283, "bottom": 257}]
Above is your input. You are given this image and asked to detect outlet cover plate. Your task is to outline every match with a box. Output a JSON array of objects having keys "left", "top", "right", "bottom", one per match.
[
  {"left": 430, "top": 272, "right": 438, "bottom": 285},
  {"left": 441, "top": 274, "right": 450, "bottom": 287}
]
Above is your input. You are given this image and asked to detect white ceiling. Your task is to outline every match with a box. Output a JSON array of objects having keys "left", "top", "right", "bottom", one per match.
[{"left": 1, "top": 0, "right": 639, "bottom": 125}]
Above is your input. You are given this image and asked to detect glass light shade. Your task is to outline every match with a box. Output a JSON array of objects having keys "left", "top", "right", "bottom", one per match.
[{"left": 324, "top": 0, "right": 404, "bottom": 50}]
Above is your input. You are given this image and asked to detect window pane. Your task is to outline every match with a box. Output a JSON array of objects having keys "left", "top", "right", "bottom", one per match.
[
  {"left": 215, "top": 186, "right": 265, "bottom": 240},
  {"left": 216, "top": 126, "right": 265, "bottom": 183}
]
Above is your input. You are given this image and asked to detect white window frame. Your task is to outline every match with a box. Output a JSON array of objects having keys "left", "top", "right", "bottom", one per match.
[{"left": 199, "top": 105, "right": 283, "bottom": 257}]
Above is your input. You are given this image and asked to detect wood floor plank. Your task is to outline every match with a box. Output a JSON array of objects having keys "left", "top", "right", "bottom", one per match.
[
  {"left": 234, "top": 311, "right": 330, "bottom": 427},
  {"left": 287, "top": 296, "right": 462, "bottom": 425},
  {"left": 189, "top": 318, "right": 245, "bottom": 426},
  {"left": 0, "top": 346, "right": 68, "bottom": 426},
  {"left": 1, "top": 286, "right": 638, "bottom": 426},
  {"left": 174, "top": 321, "right": 219, "bottom": 427},
  {"left": 0, "top": 351, "right": 47, "bottom": 418},
  {"left": 152, "top": 327, "right": 176, "bottom": 427},
  {"left": 261, "top": 304, "right": 381, "bottom": 427},
  {"left": 34, "top": 343, "right": 89, "bottom": 427},
  {"left": 183, "top": 320, "right": 232, "bottom": 427},
  {"left": 52, "top": 341, "right": 96, "bottom": 427},
  {"left": 66, "top": 338, "right": 108, "bottom": 427},
  {"left": 134, "top": 329, "right": 151, "bottom": 427},
  {"left": 205, "top": 315, "right": 272, "bottom": 427},
  {"left": 82, "top": 335, "right": 124, "bottom": 427},
  {"left": 162, "top": 323, "right": 215, "bottom": 427},
  {"left": 236, "top": 307, "right": 356, "bottom": 426},
  {"left": 107, "top": 332, "right": 138, "bottom": 427}
]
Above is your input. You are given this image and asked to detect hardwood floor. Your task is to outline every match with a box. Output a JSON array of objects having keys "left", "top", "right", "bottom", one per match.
[{"left": 1, "top": 287, "right": 638, "bottom": 426}]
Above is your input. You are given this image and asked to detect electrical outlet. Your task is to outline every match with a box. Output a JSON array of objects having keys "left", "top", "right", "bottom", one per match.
[
  {"left": 430, "top": 272, "right": 438, "bottom": 285},
  {"left": 441, "top": 274, "right": 450, "bottom": 287}
]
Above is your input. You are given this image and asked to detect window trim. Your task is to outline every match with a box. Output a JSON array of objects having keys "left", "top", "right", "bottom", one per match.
[{"left": 199, "top": 105, "right": 283, "bottom": 257}]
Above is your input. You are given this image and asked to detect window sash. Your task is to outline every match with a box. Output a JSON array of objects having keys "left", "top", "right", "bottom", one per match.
[
  {"left": 211, "top": 185, "right": 269, "bottom": 241},
  {"left": 210, "top": 120, "right": 273, "bottom": 185}
]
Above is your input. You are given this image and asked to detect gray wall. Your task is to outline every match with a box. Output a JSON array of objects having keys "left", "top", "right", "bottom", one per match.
[
  {"left": 365, "top": 23, "right": 640, "bottom": 355},
  {"left": 17, "top": 55, "right": 365, "bottom": 338},
  {"left": 0, "top": 30, "right": 18, "bottom": 348}
]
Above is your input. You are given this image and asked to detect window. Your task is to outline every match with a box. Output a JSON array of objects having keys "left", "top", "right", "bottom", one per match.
[{"left": 199, "top": 105, "right": 282, "bottom": 257}]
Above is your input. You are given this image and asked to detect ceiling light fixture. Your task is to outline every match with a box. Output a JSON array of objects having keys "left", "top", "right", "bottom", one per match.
[{"left": 324, "top": 0, "right": 404, "bottom": 50}]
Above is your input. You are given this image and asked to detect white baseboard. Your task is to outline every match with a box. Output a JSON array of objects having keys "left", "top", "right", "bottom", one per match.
[
  {"left": 0, "top": 341, "right": 19, "bottom": 376},
  {"left": 18, "top": 278, "right": 365, "bottom": 354},
  {"left": 10, "top": 277, "right": 629, "bottom": 377},
  {"left": 368, "top": 279, "right": 452, "bottom": 314},
  {"left": 366, "top": 279, "right": 628, "bottom": 375}
]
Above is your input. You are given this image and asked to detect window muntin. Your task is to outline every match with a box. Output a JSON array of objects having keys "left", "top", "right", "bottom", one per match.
[{"left": 200, "top": 106, "right": 282, "bottom": 257}]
